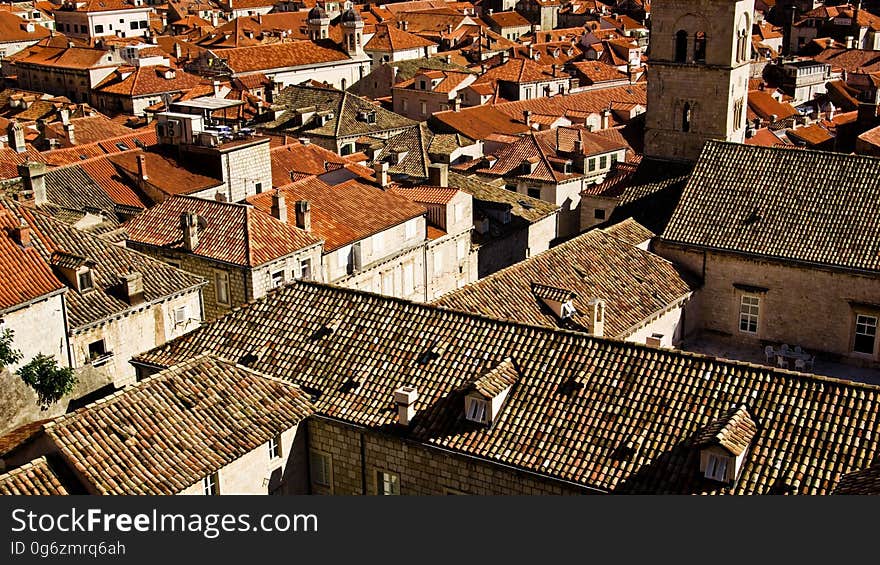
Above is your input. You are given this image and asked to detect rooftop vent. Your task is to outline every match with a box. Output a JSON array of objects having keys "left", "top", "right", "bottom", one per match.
[{"left": 394, "top": 386, "right": 418, "bottom": 426}]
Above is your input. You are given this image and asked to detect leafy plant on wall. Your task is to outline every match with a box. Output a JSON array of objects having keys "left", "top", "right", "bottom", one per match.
[{"left": 1, "top": 328, "right": 77, "bottom": 409}]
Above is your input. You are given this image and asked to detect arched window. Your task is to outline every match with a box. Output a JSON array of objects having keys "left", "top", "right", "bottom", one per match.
[
  {"left": 694, "top": 31, "right": 707, "bottom": 63},
  {"left": 341, "top": 78, "right": 347, "bottom": 91},
  {"left": 674, "top": 30, "right": 688, "bottom": 63},
  {"left": 737, "top": 29, "right": 749, "bottom": 62},
  {"left": 682, "top": 102, "right": 692, "bottom": 132}
]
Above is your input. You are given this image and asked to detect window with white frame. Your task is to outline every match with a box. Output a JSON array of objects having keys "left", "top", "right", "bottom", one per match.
[
  {"left": 173, "top": 305, "right": 188, "bottom": 325},
  {"left": 854, "top": 314, "right": 878, "bottom": 355},
  {"left": 298, "top": 258, "right": 312, "bottom": 281},
  {"left": 376, "top": 470, "right": 400, "bottom": 495},
  {"left": 465, "top": 396, "right": 488, "bottom": 424},
  {"left": 310, "top": 450, "right": 331, "bottom": 487},
  {"left": 337, "top": 245, "right": 352, "bottom": 270},
  {"left": 271, "top": 270, "right": 284, "bottom": 288},
  {"left": 402, "top": 262, "right": 414, "bottom": 296},
  {"left": 739, "top": 295, "right": 759, "bottom": 333},
  {"left": 433, "top": 248, "right": 444, "bottom": 275},
  {"left": 202, "top": 472, "right": 219, "bottom": 495},
  {"left": 268, "top": 433, "right": 282, "bottom": 460},
  {"left": 382, "top": 270, "right": 394, "bottom": 294},
  {"left": 404, "top": 220, "right": 417, "bottom": 240},
  {"left": 419, "top": 101, "right": 427, "bottom": 116},
  {"left": 704, "top": 454, "right": 729, "bottom": 482},
  {"left": 78, "top": 269, "right": 94, "bottom": 292},
  {"left": 215, "top": 271, "right": 230, "bottom": 305}
]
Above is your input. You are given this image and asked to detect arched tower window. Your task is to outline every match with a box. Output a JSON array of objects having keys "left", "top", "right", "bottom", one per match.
[
  {"left": 674, "top": 30, "right": 688, "bottom": 63},
  {"left": 682, "top": 102, "right": 692, "bottom": 132},
  {"left": 694, "top": 31, "right": 707, "bottom": 63}
]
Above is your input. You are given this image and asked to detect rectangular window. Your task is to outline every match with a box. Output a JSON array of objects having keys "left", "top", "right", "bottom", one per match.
[
  {"left": 310, "top": 450, "right": 331, "bottom": 487},
  {"left": 465, "top": 397, "right": 488, "bottom": 424},
  {"left": 588, "top": 158, "right": 596, "bottom": 172},
  {"left": 405, "top": 220, "right": 417, "bottom": 240},
  {"left": 705, "top": 454, "right": 728, "bottom": 481},
  {"left": 419, "top": 80, "right": 427, "bottom": 90},
  {"left": 527, "top": 187, "right": 541, "bottom": 199},
  {"left": 337, "top": 245, "right": 351, "bottom": 269},
  {"left": 139, "top": 20, "right": 149, "bottom": 29},
  {"left": 173, "top": 305, "right": 188, "bottom": 325},
  {"left": 130, "top": 21, "right": 138, "bottom": 30},
  {"left": 87, "top": 339, "right": 109, "bottom": 364},
  {"left": 594, "top": 208, "right": 606, "bottom": 220},
  {"left": 611, "top": 153, "right": 619, "bottom": 165},
  {"left": 268, "top": 434, "right": 282, "bottom": 460},
  {"left": 599, "top": 155, "right": 608, "bottom": 169},
  {"left": 94, "top": 24, "right": 104, "bottom": 33},
  {"left": 78, "top": 270, "right": 94, "bottom": 291},
  {"left": 376, "top": 470, "right": 400, "bottom": 495},
  {"left": 382, "top": 270, "right": 394, "bottom": 294},
  {"left": 215, "top": 272, "right": 230, "bottom": 305},
  {"left": 298, "top": 258, "right": 312, "bottom": 281},
  {"left": 271, "top": 270, "right": 284, "bottom": 288},
  {"left": 739, "top": 295, "right": 759, "bottom": 334},
  {"left": 402, "top": 262, "right": 414, "bottom": 296},
  {"left": 854, "top": 314, "right": 878, "bottom": 354},
  {"left": 202, "top": 472, "right": 219, "bottom": 495},
  {"left": 255, "top": 182, "right": 263, "bottom": 194},
  {"left": 419, "top": 101, "right": 427, "bottom": 117}
]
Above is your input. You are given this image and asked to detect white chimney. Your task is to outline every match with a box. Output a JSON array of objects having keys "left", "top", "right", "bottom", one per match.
[
  {"left": 7, "top": 122, "right": 26, "bottom": 153},
  {"left": 601, "top": 109, "right": 611, "bottom": 130},
  {"left": 394, "top": 386, "right": 418, "bottom": 426},
  {"left": 18, "top": 161, "right": 47, "bottom": 205},
  {"left": 588, "top": 298, "right": 606, "bottom": 337},
  {"left": 428, "top": 163, "right": 448, "bottom": 187},
  {"left": 271, "top": 191, "right": 288, "bottom": 223}
]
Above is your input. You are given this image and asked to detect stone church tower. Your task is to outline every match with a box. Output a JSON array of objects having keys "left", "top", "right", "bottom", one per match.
[{"left": 644, "top": 0, "right": 754, "bottom": 161}]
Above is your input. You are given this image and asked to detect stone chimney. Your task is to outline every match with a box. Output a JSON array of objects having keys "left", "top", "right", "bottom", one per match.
[
  {"left": 212, "top": 79, "right": 222, "bottom": 96},
  {"left": 119, "top": 271, "right": 144, "bottom": 305},
  {"left": 137, "top": 154, "right": 148, "bottom": 181},
  {"left": 452, "top": 96, "right": 462, "bottom": 111},
  {"left": 63, "top": 122, "right": 75, "bottom": 145},
  {"left": 393, "top": 385, "right": 418, "bottom": 426},
  {"left": 587, "top": 298, "right": 606, "bottom": 337},
  {"left": 601, "top": 109, "right": 611, "bottom": 130},
  {"left": 271, "top": 191, "right": 288, "bottom": 223},
  {"left": 7, "top": 122, "right": 25, "bottom": 153},
  {"left": 173, "top": 42, "right": 182, "bottom": 59},
  {"left": 180, "top": 212, "right": 200, "bottom": 251},
  {"left": 18, "top": 161, "right": 47, "bottom": 206},
  {"left": 374, "top": 160, "right": 389, "bottom": 187},
  {"left": 428, "top": 163, "right": 448, "bottom": 187},
  {"left": 60, "top": 107, "right": 70, "bottom": 125},
  {"left": 294, "top": 200, "right": 311, "bottom": 232},
  {"left": 523, "top": 110, "right": 531, "bottom": 127},
  {"left": 12, "top": 219, "right": 31, "bottom": 248},
  {"left": 846, "top": 35, "right": 855, "bottom": 49}
]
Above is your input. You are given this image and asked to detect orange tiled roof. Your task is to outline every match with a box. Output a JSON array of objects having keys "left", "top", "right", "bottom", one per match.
[
  {"left": 483, "top": 10, "right": 530, "bottom": 28},
  {"left": 0, "top": 457, "right": 69, "bottom": 495},
  {"left": 270, "top": 140, "right": 374, "bottom": 187},
  {"left": 42, "top": 116, "right": 135, "bottom": 147},
  {"left": 0, "top": 11, "right": 51, "bottom": 43},
  {"left": 216, "top": 40, "right": 350, "bottom": 74},
  {"left": 249, "top": 175, "right": 425, "bottom": 252},
  {"left": 389, "top": 185, "right": 460, "bottom": 204},
  {"left": 94, "top": 65, "right": 204, "bottom": 97},
  {"left": 109, "top": 148, "right": 221, "bottom": 197},
  {"left": 125, "top": 194, "right": 322, "bottom": 266},
  {"left": 365, "top": 22, "right": 437, "bottom": 52}
]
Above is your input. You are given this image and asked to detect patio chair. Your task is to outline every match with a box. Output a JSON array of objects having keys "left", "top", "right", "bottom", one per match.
[
  {"left": 794, "top": 345, "right": 803, "bottom": 354},
  {"left": 764, "top": 345, "right": 775, "bottom": 364},
  {"left": 781, "top": 344, "right": 790, "bottom": 353},
  {"left": 805, "top": 355, "right": 815, "bottom": 371},
  {"left": 794, "top": 358, "right": 806, "bottom": 371},
  {"left": 777, "top": 355, "right": 789, "bottom": 369}
]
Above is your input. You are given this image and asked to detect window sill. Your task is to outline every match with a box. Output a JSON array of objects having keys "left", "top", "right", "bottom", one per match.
[{"left": 88, "top": 353, "right": 114, "bottom": 367}]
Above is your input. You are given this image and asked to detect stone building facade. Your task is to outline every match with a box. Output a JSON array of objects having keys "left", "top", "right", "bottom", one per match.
[{"left": 644, "top": 0, "right": 753, "bottom": 161}]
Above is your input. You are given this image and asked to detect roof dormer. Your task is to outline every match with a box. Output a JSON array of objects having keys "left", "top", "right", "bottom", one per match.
[
  {"left": 50, "top": 251, "right": 97, "bottom": 294},
  {"left": 461, "top": 358, "right": 519, "bottom": 426},
  {"left": 531, "top": 282, "right": 577, "bottom": 322},
  {"left": 693, "top": 405, "right": 757, "bottom": 485}
]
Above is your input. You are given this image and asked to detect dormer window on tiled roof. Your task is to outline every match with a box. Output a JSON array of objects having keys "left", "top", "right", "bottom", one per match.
[
  {"left": 51, "top": 251, "right": 97, "bottom": 293},
  {"left": 693, "top": 405, "right": 758, "bottom": 484},
  {"left": 462, "top": 358, "right": 519, "bottom": 426},
  {"left": 532, "top": 282, "right": 577, "bottom": 322}
]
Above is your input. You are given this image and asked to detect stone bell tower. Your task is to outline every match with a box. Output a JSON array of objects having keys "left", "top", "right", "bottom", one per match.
[{"left": 644, "top": 0, "right": 754, "bottom": 161}]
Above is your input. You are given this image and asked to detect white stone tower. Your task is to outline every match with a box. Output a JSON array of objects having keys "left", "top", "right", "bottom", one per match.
[
  {"left": 341, "top": 8, "right": 364, "bottom": 58},
  {"left": 307, "top": 5, "right": 330, "bottom": 41},
  {"left": 644, "top": 0, "right": 755, "bottom": 161}
]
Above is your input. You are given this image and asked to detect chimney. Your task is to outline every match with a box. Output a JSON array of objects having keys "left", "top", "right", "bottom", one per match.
[
  {"left": 523, "top": 110, "right": 531, "bottom": 127},
  {"left": 402, "top": 20, "right": 408, "bottom": 31},
  {"left": 136, "top": 154, "right": 148, "bottom": 181},
  {"left": 294, "top": 200, "right": 311, "bottom": 232},
  {"left": 212, "top": 79, "right": 221, "bottom": 96},
  {"left": 446, "top": 24, "right": 452, "bottom": 34},
  {"left": 393, "top": 385, "right": 418, "bottom": 426},
  {"left": 119, "top": 271, "right": 144, "bottom": 305},
  {"left": 845, "top": 35, "right": 855, "bottom": 50},
  {"left": 180, "top": 212, "right": 200, "bottom": 251},
  {"left": 374, "top": 160, "right": 389, "bottom": 187},
  {"left": 487, "top": 8, "right": 493, "bottom": 15},
  {"left": 12, "top": 219, "right": 31, "bottom": 248},
  {"left": 271, "top": 191, "right": 288, "bottom": 223},
  {"left": 7, "top": 122, "right": 25, "bottom": 153},
  {"left": 173, "top": 42, "right": 182, "bottom": 59},
  {"left": 299, "top": 137, "right": 310, "bottom": 145},
  {"left": 428, "top": 163, "right": 448, "bottom": 187},
  {"left": 63, "top": 122, "right": 75, "bottom": 145},
  {"left": 67, "top": 40, "right": 74, "bottom": 48},
  {"left": 588, "top": 298, "right": 605, "bottom": 337},
  {"left": 601, "top": 108, "right": 611, "bottom": 130},
  {"left": 59, "top": 107, "right": 70, "bottom": 125},
  {"left": 453, "top": 95, "right": 462, "bottom": 111},
  {"left": 18, "top": 161, "right": 47, "bottom": 206}
]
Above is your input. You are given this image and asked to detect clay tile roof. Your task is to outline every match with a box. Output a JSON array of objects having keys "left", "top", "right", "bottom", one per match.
[
  {"left": 109, "top": 148, "right": 222, "bottom": 197},
  {"left": 135, "top": 280, "right": 880, "bottom": 494},
  {"left": 270, "top": 140, "right": 374, "bottom": 186},
  {"left": 662, "top": 141, "right": 880, "bottom": 272},
  {"left": 0, "top": 11, "right": 50, "bottom": 42},
  {"left": 786, "top": 122, "right": 834, "bottom": 145},
  {"left": 692, "top": 406, "right": 758, "bottom": 457},
  {"left": 480, "top": 57, "right": 556, "bottom": 84},
  {"left": 125, "top": 195, "right": 322, "bottom": 267},
  {"left": 0, "top": 457, "right": 69, "bottom": 495},
  {"left": 448, "top": 171, "right": 558, "bottom": 223},
  {"left": 835, "top": 460, "right": 880, "bottom": 494},
  {"left": 217, "top": 40, "right": 350, "bottom": 74},
  {"left": 10, "top": 45, "right": 114, "bottom": 70},
  {"left": 747, "top": 90, "right": 798, "bottom": 121},
  {"left": 43, "top": 116, "right": 134, "bottom": 147},
  {"left": 571, "top": 60, "right": 628, "bottom": 84},
  {"left": 389, "top": 185, "right": 460, "bottom": 204},
  {"left": 432, "top": 105, "right": 530, "bottom": 140},
  {"left": 365, "top": 23, "right": 437, "bottom": 51},
  {"left": 484, "top": 10, "right": 530, "bottom": 28},
  {"left": 249, "top": 176, "right": 425, "bottom": 252},
  {"left": 44, "top": 354, "right": 315, "bottom": 495},
  {"left": 436, "top": 227, "right": 694, "bottom": 335},
  {"left": 0, "top": 204, "right": 65, "bottom": 312},
  {"left": 94, "top": 66, "right": 204, "bottom": 97},
  {"left": 465, "top": 358, "right": 519, "bottom": 398},
  {"left": 602, "top": 217, "right": 654, "bottom": 246}
]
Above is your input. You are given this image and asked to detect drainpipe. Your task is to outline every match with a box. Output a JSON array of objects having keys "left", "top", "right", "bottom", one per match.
[
  {"left": 360, "top": 430, "right": 367, "bottom": 495},
  {"left": 60, "top": 296, "right": 74, "bottom": 369}
]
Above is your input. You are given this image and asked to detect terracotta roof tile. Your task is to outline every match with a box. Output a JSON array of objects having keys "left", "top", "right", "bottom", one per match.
[
  {"left": 45, "top": 354, "right": 315, "bottom": 495},
  {"left": 365, "top": 23, "right": 437, "bottom": 52},
  {"left": 216, "top": 40, "right": 350, "bottom": 74},
  {"left": 0, "top": 457, "right": 68, "bottom": 495}
]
